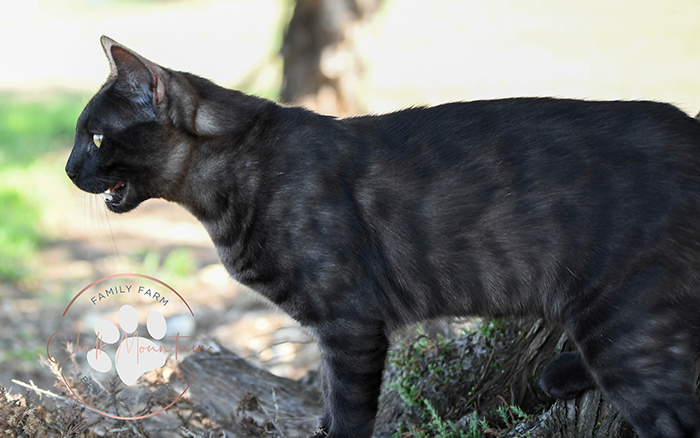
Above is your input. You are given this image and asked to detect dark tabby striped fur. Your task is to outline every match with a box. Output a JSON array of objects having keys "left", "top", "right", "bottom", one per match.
[{"left": 66, "top": 37, "right": 700, "bottom": 438}]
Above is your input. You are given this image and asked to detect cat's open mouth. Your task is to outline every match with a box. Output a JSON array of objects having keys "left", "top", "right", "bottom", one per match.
[{"left": 103, "top": 180, "right": 127, "bottom": 207}]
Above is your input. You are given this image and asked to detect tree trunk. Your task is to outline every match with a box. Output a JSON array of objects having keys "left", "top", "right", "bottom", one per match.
[
  {"left": 375, "top": 319, "right": 635, "bottom": 438},
  {"left": 280, "top": 0, "right": 382, "bottom": 116},
  {"left": 168, "top": 341, "right": 322, "bottom": 437}
]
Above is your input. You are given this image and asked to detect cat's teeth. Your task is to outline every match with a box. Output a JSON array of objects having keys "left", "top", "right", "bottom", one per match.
[{"left": 103, "top": 191, "right": 114, "bottom": 202}]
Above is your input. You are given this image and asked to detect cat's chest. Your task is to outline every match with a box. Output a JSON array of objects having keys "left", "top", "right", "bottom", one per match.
[{"left": 201, "top": 217, "right": 268, "bottom": 286}]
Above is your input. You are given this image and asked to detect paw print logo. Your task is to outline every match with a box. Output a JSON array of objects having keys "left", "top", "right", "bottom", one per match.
[{"left": 86, "top": 304, "right": 167, "bottom": 385}]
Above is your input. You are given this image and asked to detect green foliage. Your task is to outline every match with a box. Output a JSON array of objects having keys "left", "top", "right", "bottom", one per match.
[
  {"left": 134, "top": 248, "right": 197, "bottom": 280},
  {"left": 510, "top": 405, "right": 529, "bottom": 421},
  {"left": 387, "top": 328, "right": 463, "bottom": 408},
  {"left": 387, "top": 340, "right": 423, "bottom": 406},
  {"left": 162, "top": 248, "right": 197, "bottom": 278},
  {"left": 0, "top": 93, "right": 81, "bottom": 168},
  {"left": 0, "top": 346, "right": 45, "bottom": 363},
  {"left": 476, "top": 318, "right": 505, "bottom": 339},
  {"left": 495, "top": 404, "right": 531, "bottom": 428},
  {"left": 0, "top": 187, "right": 41, "bottom": 280},
  {"left": 401, "top": 399, "right": 486, "bottom": 438},
  {"left": 395, "top": 402, "right": 489, "bottom": 438},
  {"left": 466, "top": 412, "right": 490, "bottom": 438},
  {"left": 0, "top": 93, "right": 82, "bottom": 280}
]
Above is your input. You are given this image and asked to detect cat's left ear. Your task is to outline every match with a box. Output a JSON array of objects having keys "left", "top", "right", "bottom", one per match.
[{"left": 100, "top": 36, "right": 166, "bottom": 106}]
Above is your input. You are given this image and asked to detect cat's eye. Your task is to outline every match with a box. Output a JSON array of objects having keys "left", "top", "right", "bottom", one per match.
[{"left": 92, "top": 134, "right": 103, "bottom": 148}]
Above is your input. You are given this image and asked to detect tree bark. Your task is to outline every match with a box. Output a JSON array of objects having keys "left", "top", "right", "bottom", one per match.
[
  {"left": 504, "top": 390, "right": 634, "bottom": 438},
  {"left": 169, "top": 341, "right": 322, "bottom": 437}
]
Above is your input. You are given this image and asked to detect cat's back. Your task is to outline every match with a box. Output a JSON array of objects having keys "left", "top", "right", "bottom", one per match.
[
  {"left": 339, "top": 97, "right": 700, "bottom": 191},
  {"left": 343, "top": 97, "right": 700, "bottom": 152}
]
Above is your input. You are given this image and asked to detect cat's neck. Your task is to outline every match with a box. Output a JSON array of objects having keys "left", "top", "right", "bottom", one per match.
[{"left": 163, "top": 73, "right": 277, "bottom": 225}]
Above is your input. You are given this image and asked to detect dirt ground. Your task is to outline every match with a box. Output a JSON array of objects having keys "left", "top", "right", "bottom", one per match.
[{"left": 0, "top": 192, "right": 321, "bottom": 405}]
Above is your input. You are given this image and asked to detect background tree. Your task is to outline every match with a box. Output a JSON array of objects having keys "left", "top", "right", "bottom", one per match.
[{"left": 280, "top": 0, "right": 383, "bottom": 116}]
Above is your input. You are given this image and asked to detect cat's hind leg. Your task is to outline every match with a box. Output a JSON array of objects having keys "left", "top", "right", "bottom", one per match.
[
  {"left": 540, "top": 351, "right": 597, "bottom": 399},
  {"left": 570, "top": 295, "right": 700, "bottom": 438}
]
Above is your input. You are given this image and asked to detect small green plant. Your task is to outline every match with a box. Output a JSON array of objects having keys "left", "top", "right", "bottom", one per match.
[
  {"left": 476, "top": 318, "right": 505, "bottom": 339},
  {"left": 385, "top": 321, "right": 540, "bottom": 437},
  {"left": 509, "top": 404, "right": 529, "bottom": 421},
  {"left": 495, "top": 404, "right": 530, "bottom": 428},
  {"left": 466, "top": 412, "right": 489, "bottom": 438},
  {"left": 388, "top": 375, "right": 422, "bottom": 407},
  {"left": 387, "top": 336, "right": 424, "bottom": 407},
  {"left": 386, "top": 331, "right": 452, "bottom": 407},
  {"left": 393, "top": 401, "right": 489, "bottom": 438},
  {"left": 425, "top": 400, "right": 488, "bottom": 438}
]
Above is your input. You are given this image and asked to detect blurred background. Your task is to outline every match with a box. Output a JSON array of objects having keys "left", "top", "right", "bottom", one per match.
[{"left": 1, "top": 0, "right": 700, "bottom": 403}]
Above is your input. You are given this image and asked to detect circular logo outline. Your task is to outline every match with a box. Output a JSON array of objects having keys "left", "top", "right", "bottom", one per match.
[{"left": 48, "top": 273, "right": 196, "bottom": 420}]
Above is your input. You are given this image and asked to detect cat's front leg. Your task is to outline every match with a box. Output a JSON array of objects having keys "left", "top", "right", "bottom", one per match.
[{"left": 310, "top": 319, "right": 389, "bottom": 438}]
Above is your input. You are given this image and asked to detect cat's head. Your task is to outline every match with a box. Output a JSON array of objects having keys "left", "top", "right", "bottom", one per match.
[{"left": 66, "top": 36, "right": 196, "bottom": 213}]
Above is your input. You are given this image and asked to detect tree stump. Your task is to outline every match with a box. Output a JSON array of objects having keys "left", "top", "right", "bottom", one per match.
[{"left": 376, "top": 318, "right": 635, "bottom": 438}]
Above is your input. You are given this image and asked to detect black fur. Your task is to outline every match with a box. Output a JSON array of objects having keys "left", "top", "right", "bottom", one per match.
[
  {"left": 66, "top": 36, "right": 700, "bottom": 438},
  {"left": 540, "top": 351, "right": 596, "bottom": 400}
]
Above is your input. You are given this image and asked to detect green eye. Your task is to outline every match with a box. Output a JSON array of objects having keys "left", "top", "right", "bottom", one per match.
[{"left": 93, "top": 134, "right": 103, "bottom": 148}]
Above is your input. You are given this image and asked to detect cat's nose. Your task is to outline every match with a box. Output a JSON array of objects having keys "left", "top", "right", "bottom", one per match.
[
  {"left": 66, "top": 166, "right": 78, "bottom": 180},
  {"left": 65, "top": 156, "right": 78, "bottom": 180}
]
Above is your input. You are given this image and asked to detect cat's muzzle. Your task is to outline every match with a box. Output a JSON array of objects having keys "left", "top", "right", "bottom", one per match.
[{"left": 103, "top": 180, "right": 127, "bottom": 206}]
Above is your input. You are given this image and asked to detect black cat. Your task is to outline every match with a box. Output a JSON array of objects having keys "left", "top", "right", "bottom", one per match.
[{"left": 66, "top": 36, "right": 700, "bottom": 438}]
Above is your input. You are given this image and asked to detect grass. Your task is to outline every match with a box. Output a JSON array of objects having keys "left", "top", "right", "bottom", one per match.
[
  {"left": 0, "top": 93, "right": 81, "bottom": 167},
  {"left": 0, "top": 187, "right": 41, "bottom": 280},
  {"left": 0, "top": 92, "right": 83, "bottom": 281},
  {"left": 133, "top": 248, "right": 197, "bottom": 282}
]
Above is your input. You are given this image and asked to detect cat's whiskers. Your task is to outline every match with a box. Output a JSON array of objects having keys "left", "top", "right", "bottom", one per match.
[
  {"left": 99, "top": 198, "right": 121, "bottom": 264},
  {"left": 81, "top": 186, "right": 123, "bottom": 270}
]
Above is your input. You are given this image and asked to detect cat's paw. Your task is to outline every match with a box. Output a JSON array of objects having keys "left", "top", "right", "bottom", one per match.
[
  {"left": 540, "top": 351, "right": 596, "bottom": 400},
  {"left": 86, "top": 304, "right": 167, "bottom": 385}
]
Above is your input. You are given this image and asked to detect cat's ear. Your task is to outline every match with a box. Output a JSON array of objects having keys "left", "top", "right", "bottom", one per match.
[{"left": 100, "top": 36, "right": 166, "bottom": 106}]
